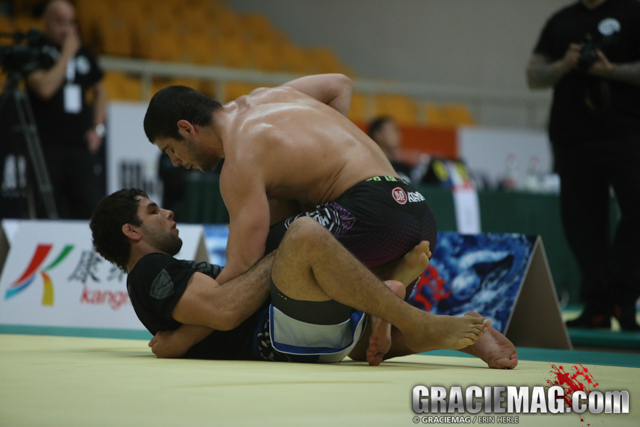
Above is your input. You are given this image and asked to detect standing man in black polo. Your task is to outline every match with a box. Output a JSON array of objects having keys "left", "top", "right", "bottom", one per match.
[
  {"left": 26, "top": 0, "right": 106, "bottom": 219},
  {"left": 527, "top": 0, "right": 640, "bottom": 330}
]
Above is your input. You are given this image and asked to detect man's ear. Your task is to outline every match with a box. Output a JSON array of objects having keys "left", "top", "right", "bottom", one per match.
[
  {"left": 122, "top": 223, "right": 142, "bottom": 242},
  {"left": 177, "top": 120, "right": 195, "bottom": 139}
]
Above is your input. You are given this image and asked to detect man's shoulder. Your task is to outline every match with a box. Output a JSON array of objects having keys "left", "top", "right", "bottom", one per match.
[{"left": 128, "top": 253, "right": 180, "bottom": 283}]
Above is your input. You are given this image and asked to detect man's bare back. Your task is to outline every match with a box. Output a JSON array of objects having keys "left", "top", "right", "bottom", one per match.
[{"left": 219, "top": 85, "right": 396, "bottom": 206}]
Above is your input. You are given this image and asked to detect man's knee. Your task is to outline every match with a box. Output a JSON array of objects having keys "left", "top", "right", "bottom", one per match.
[{"left": 282, "top": 216, "right": 331, "bottom": 252}]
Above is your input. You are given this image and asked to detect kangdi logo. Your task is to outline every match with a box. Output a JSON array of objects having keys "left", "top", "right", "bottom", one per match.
[{"left": 5, "top": 244, "right": 74, "bottom": 306}]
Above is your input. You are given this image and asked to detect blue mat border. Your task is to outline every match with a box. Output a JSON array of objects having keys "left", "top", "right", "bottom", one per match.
[{"left": 0, "top": 324, "right": 152, "bottom": 340}]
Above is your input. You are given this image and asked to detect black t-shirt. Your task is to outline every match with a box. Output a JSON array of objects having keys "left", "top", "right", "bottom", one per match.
[
  {"left": 27, "top": 43, "right": 104, "bottom": 148},
  {"left": 533, "top": 0, "right": 640, "bottom": 144},
  {"left": 126, "top": 253, "right": 262, "bottom": 360}
]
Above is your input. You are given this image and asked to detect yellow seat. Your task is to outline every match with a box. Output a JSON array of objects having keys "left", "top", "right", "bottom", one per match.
[
  {"left": 179, "top": 36, "right": 215, "bottom": 65},
  {"left": 247, "top": 40, "right": 279, "bottom": 72},
  {"left": 152, "top": 77, "right": 203, "bottom": 98},
  {"left": 223, "top": 82, "right": 268, "bottom": 103},
  {"left": 307, "top": 47, "right": 343, "bottom": 74},
  {"left": 443, "top": 103, "right": 476, "bottom": 126},
  {"left": 0, "top": 14, "right": 14, "bottom": 33},
  {"left": 425, "top": 103, "right": 476, "bottom": 127},
  {"left": 277, "top": 43, "right": 310, "bottom": 74},
  {"left": 347, "top": 93, "right": 367, "bottom": 123},
  {"left": 103, "top": 72, "right": 142, "bottom": 101},
  {"left": 210, "top": 35, "right": 251, "bottom": 68},
  {"left": 240, "top": 13, "right": 276, "bottom": 42},
  {"left": 12, "top": 15, "right": 42, "bottom": 32},
  {"left": 210, "top": 6, "right": 243, "bottom": 39},
  {"left": 425, "top": 103, "right": 449, "bottom": 127},
  {"left": 375, "top": 95, "right": 418, "bottom": 125}
]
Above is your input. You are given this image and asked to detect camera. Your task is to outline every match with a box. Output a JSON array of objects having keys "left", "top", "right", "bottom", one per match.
[
  {"left": 576, "top": 33, "right": 616, "bottom": 73},
  {"left": 576, "top": 36, "right": 599, "bottom": 72},
  {"left": 0, "top": 29, "right": 47, "bottom": 76}
]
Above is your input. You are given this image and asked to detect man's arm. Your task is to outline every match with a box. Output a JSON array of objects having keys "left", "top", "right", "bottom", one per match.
[
  {"left": 86, "top": 81, "right": 107, "bottom": 154},
  {"left": 281, "top": 73, "right": 354, "bottom": 116},
  {"left": 215, "top": 165, "right": 271, "bottom": 284},
  {"left": 588, "top": 51, "right": 640, "bottom": 87},
  {"left": 172, "top": 251, "right": 274, "bottom": 329},
  {"left": 526, "top": 45, "right": 580, "bottom": 90},
  {"left": 150, "top": 252, "right": 275, "bottom": 358},
  {"left": 148, "top": 325, "right": 213, "bottom": 358},
  {"left": 26, "top": 29, "right": 80, "bottom": 100}
]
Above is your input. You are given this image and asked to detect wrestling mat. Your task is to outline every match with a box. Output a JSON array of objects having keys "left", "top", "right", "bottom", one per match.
[{"left": 1, "top": 334, "right": 638, "bottom": 427}]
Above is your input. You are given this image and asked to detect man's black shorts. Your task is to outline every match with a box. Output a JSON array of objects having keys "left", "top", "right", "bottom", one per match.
[{"left": 266, "top": 176, "right": 437, "bottom": 272}]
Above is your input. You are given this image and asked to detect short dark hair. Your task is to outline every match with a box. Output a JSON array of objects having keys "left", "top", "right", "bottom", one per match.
[
  {"left": 143, "top": 86, "right": 222, "bottom": 143},
  {"left": 368, "top": 116, "right": 394, "bottom": 140},
  {"left": 90, "top": 189, "right": 148, "bottom": 272}
]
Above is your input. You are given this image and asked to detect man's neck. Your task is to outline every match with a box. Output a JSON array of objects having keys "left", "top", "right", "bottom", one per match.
[
  {"left": 210, "top": 109, "right": 227, "bottom": 158},
  {"left": 126, "top": 244, "right": 165, "bottom": 273},
  {"left": 582, "top": 0, "right": 608, "bottom": 10}
]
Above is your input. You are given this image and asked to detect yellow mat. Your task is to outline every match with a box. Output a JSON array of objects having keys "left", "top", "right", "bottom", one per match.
[{"left": 1, "top": 334, "right": 638, "bottom": 427}]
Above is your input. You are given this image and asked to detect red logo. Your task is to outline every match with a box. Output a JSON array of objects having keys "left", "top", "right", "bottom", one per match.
[{"left": 392, "top": 187, "right": 407, "bottom": 204}]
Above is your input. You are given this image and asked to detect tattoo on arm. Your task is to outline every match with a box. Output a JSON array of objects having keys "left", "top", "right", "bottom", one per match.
[
  {"left": 526, "top": 54, "right": 567, "bottom": 90},
  {"left": 610, "top": 61, "right": 640, "bottom": 87}
]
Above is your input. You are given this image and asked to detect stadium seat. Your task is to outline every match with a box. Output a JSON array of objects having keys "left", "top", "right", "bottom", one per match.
[
  {"left": 308, "top": 47, "right": 344, "bottom": 74},
  {"left": 210, "top": 35, "right": 251, "bottom": 68},
  {"left": 102, "top": 72, "right": 142, "bottom": 101},
  {"left": 375, "top": 95, "right": 418, "bottom": 125},
  {"left": 223, "top": 82, "right": 266, "bottom": 103},
  {"left": 180, "top": 36, "right": 215, "bottom": 65},
  {"left": 152, "top": 77, "right": 204, "bottom": 98},
  {"left": 425, "top": 103, "right": 449, "bottom": 127},
  {"left": 247, "top": 41, "right": 280, "bottom": 72},
  {"left": 0, "top": 14, "right": 13, "bottom": 33},
  {"left": 277, "top": 43, "right": 311, "bottom": 74},
  {"left": 240, "top": 13, "right": 276, "bottom": 42},
  {"left": 347, "top": 93, "right": 367, "bottom": 123},
  {"left": 12, "top": 15, "right": 42, "bottom": 32},
  {"left": 426, "top": 103, "right": 476, "bottom": 127},
  {"left": 443, "top": 103, "right": 476, "bottom": 126}
]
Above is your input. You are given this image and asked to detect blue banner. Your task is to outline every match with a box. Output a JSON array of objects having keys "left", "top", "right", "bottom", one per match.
[{"left": 408, "top": 232, "right": 536, "bottom": 333}]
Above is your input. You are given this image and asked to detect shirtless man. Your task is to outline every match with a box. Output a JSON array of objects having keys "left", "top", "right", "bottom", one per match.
[
  {"left": 143, "top": 74, "right": 437, "bottom": 363},
  {"left": 90, "top": 189, "right": 518, "bottom": 369}
]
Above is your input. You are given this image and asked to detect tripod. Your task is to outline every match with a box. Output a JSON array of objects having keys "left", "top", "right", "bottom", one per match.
[{"left": 0, "top": 71, "right": 58, "bottom": 219}]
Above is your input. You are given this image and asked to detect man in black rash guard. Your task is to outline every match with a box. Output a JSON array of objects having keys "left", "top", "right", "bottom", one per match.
[{"left": 89, "top": 189, "right": 518, "bottom": 368}]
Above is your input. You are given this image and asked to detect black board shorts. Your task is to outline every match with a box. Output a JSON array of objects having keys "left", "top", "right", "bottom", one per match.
[{"left": 266, "top": 176, "right": 438, "bottom": 297}]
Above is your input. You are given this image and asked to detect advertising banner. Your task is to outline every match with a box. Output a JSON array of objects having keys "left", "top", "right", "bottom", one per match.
[
  {"left": 106, "top": 102, "right": 163, "bottom": 203},
  {"left": 0, "top": 221, "right": 207, "bottom": 331},
  {"left": 408, "top": 232, "right": 570, "bottom": 349}
]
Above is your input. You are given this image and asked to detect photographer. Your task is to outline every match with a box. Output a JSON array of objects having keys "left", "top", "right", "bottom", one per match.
[
  {"left": 527, "top": 0, "right": 640, "bottom": 330},
  {"left": 26, "top": 0, "right": 106, "bottom": 219}
]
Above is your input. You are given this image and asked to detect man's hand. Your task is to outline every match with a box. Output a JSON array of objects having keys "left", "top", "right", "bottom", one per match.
[
  {"left": 61, "top": 27, "right": 81, "bottom": 59},
  {"left": 560, "top": 43, "right": 582, "bottom": 73},
  {"left": 148, "top": 329, "right": 190, "bottom": 358},
  {"left": 25, "top": 26, "right": 81, "bottom": 100},
  {"left": 527, "top": 44, "right": 581, "bottom": 90},
  {"left": 86, "top": 128, "right": 103, "bottom": 154},
  {"left": 281, "top": 74, "right": 354, "bottom": 116},
  {"left": 588, "top": 50, "right": 616, "bottom": 78}
]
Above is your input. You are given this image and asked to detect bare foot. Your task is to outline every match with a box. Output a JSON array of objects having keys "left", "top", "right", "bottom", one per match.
[
  {"left": 402, "top": 311, "right": 488, "bottom": 353},
  {"left": 460, "top": 312, "right": 518, "bottom": 369},
  {"left": 367, "top": 280, "right": 405, "bottom": 366},
  {"left": 392, "top": 241, "right": 432, "bottom": 286}
]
